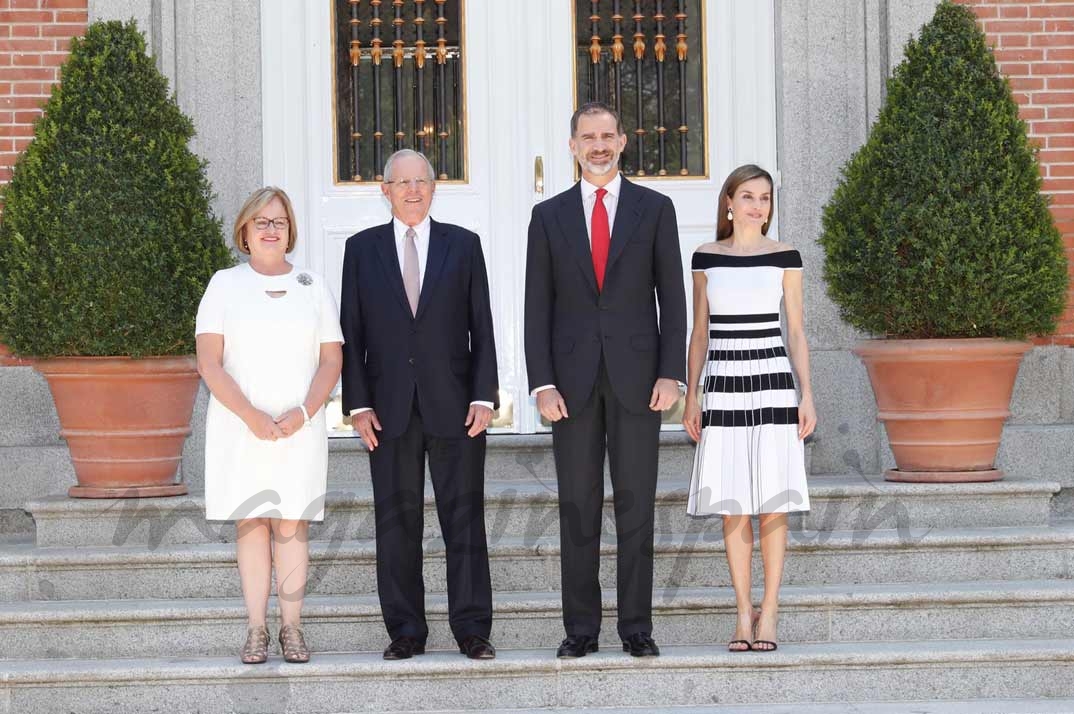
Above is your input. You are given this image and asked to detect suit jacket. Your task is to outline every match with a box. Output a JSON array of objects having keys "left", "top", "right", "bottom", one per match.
[
  {"left": 340, "top": 219, "right": 499, "bottom": 440},
  {"left": 524, "top": 177, "right": 687, "bottom": 415}
]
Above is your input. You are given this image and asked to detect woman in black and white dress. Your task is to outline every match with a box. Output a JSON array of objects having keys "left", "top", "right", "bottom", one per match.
[{"left": 683, "top": 164, "right": 816, "bottom": 652}]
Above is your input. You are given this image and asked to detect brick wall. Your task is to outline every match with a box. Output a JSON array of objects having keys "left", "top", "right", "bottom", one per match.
[
  {"left": 0, "top": 0, "right": 87, "bottom": 187},
  {"left": 956, "top": 0, "right": 1074, "bottom": 345}
]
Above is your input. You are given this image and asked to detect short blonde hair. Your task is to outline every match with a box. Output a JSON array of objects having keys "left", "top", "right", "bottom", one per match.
[{"left": 233, "top": 186, "right": 298, "bottom": 254}]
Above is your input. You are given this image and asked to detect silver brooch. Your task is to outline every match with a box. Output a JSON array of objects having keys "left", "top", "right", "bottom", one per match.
[{"left": 296, "top": 272, "right": 313, "bottom": 286}]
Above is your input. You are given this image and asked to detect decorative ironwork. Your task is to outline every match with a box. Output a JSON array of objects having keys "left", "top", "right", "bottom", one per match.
[
  {"left": 392, "top": 0, "right": 405, "bottom": 150},
  {"left": 573, "top": 0, "right": 704, "bottom": 178},
  {"left": 588, "top": 1, "right": 601, "bottom": 101},
  {"left": 435, "top": 0, "right": 449, "bottom": 178},
  {"left": 333, "top": 0, "right": 465, "bottom": 183},
  {"left": 348, "top": 0, "right": 362, "bottom": 181},
  {"left": 654, "top": 0, "right": 666, "bottom": 175},
  {"left": 611, "top": 1, "right": 624, "bottom": 118},
  {"left": 371, "top": 0, "right": 384, "bottom": 177},
  {"left": 632, "top": 0, "right": 646, "bottom": 176},
  {"left": 676, "top": 0, "right": 689, "bottom": 175}
]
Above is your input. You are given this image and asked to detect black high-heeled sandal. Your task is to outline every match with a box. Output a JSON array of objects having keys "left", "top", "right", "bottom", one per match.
[
  {"left": 751, "top": 610, "right": 778, "bottom": 651},
  {"left": 728, "top": 610, "right": 759, "bottom": 653}
]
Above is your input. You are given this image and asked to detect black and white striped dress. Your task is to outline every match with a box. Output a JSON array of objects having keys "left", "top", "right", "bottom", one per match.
[{"left": 686, "top": 249, "right": 810, "bottom": 516}]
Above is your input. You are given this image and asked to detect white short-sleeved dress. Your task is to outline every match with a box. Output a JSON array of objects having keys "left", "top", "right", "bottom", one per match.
[
  {"left": 686, "top": 249, "right": 810, "bottom": 516},
  {"left": 195, "top": 263, "right": 343, "bottom": 521}
]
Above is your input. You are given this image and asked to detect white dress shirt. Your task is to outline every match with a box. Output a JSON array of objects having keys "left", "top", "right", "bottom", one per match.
[
  {"left": 351, "top": 215, "right": 494, "bottom": 416},
  {"left": 579, "top": 172, "right": 621, "bottom": 243}
]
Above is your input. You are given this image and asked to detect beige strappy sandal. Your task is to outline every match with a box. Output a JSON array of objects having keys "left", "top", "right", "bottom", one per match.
[
  {"left": 240, "top": 625, "right": 271, "bottom": 664},
  {"left": 279, "top": 624, "right": 311, "bottom": 663}
]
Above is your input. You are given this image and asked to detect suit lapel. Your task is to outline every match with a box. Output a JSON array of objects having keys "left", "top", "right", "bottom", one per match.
[
  {"left": 415, "top": 219, "right": 450, "bottom": 321},
  {"left": 373, "top": 222, "right": 413, "bottom": 317},
  {"left": 554, "top": 182, "right": 599, "bottom": 296},
  {"left": 606, "top": 176, "right": 642, "bottom": 275}
]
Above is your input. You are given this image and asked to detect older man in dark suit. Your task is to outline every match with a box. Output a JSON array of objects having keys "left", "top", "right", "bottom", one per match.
[
  {"left": 525, "top": 102, "right": 687, "bottom": 659},
  {"left": 340, "top": 149, "right": 498, "bottom": 661}
]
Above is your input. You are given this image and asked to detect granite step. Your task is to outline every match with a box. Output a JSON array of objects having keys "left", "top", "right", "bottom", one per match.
[
  {"left": 324, "top": 433, "right": 700, "bottom": 484},
  {"left": 3, "top": 640, "right": 1074, "bottom": 712},
  {"left": 1, "top": 524, "right": 1072, "bottom": 602},
  {"left": 1, "top": 579, "right": 1073, "bottom": 660},
  {"left": 466, "top": 702, "right": 1074, "bottom": 714},
  {"left": 24, "top": 477, "right": 1060, "bottom": 548}
]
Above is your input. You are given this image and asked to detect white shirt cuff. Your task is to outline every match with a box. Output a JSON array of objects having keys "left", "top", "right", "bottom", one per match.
[
  {"left": 530, "top": 384, "right": 556, "bottom": 396},
  {"left": 348, "top": 407, "right": 372, "bottom": 416},
  {"left": 470, "top": 401, "right": 494, "bottom": 410}
]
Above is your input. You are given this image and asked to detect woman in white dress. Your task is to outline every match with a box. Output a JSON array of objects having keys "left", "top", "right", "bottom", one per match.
[
  {"left": 682, "top": 165, "right": 817, "bottom": 653},
  {"left": 195, "top": 187, "right": 343, "bottom": 664}
]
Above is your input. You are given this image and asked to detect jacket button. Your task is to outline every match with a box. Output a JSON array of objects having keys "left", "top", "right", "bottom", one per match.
[{"left": 408, "top": 358, "right": 415, "bottom": 365}]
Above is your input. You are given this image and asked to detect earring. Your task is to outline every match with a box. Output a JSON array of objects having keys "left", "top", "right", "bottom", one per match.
[
  {"left": 726, "top": 208, "right": 733, "bottom": 221},
  {"left": 242, "top": 237, "right": 249, "bottom": 251}
]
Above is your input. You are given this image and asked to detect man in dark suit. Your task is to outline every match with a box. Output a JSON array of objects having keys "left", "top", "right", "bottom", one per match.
[
  {"left": 525, "top": 103, "right": 687, "bottom": 658},
  {"left": 340, "top": 149, "right": 498, "bottom": 661}
]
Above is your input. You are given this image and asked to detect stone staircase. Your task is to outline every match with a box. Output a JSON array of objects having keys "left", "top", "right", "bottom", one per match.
[{"left": 2, "top": 434, "right": 1074, "bottom": 713}]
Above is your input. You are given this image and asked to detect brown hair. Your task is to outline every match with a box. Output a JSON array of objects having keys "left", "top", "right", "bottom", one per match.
[
  {"left": 715, "top": 164, "right": 775, "bottom": 241},
  {"left": 570, "top": 101, "right": 626, "bottom": 137},
  {"left": 233, "top": 186, "right": 298, "bottom": 254}
]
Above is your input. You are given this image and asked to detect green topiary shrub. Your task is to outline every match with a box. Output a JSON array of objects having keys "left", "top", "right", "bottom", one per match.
[
  {"left": 819, "top": 1, "right": 1067, "bottom": 340},
  {"left": 0, "top": 19, "right": 233, "bottom": 358}
]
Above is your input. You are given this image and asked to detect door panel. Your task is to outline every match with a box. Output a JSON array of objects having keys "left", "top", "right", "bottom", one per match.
[{"left": 260, "top": 0, "right": 776, "bottom": 434}]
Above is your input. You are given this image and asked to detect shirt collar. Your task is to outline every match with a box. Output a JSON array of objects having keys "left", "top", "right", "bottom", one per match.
[
  {"left": 392, "top": 215, "right": 432, "bottom": 243},
  {"left": 580, "top": 172, "right": 622, "bottom": 201}
]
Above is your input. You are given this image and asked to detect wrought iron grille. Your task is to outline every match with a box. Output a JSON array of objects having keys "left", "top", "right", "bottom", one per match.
[
  {"left": 574, "top": 0, "right": 705, "bottom": 177},
  {"left": 334, "top": 0, "right": 465, "bottom": 183}
]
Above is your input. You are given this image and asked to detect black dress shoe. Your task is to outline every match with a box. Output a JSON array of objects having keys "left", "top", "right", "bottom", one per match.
[
  {"left": 556, "top": 634, "right": 599, "bottom": 659},
  {"left": 383, "top": 636, "right": 425, "bottom": 660},
  {"left": 621, "top": 633, "right": 660, "bottom": 657},
  {"left": 458, "top": 634, "right": 496, "bottom": 659}
]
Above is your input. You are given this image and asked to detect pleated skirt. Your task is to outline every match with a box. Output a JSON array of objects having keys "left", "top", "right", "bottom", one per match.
[{"left": 686, "top": 313, "right": 810, "bottom": 516}]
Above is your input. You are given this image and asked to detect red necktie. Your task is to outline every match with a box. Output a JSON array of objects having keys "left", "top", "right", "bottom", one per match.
[{"left": 591, "top": 187, "right": 610, "bottom": 291}]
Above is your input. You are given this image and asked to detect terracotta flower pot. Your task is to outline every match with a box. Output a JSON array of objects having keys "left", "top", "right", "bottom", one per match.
[
  {"left": 0, "top": 342, "right": 31, "bottom": 367},
  {"left": 853, "top": 338, "right": 1030, "bottom": 483},
  {"left": 35, "top": 356, "right": 200, "bottom": 498}
]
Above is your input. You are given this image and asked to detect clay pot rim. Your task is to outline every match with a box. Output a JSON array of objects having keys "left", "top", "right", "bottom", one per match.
[
  {"left": 853, "top": 337, "right": 1032, "bottom": 360},
  {"left": 33, "top": 355, "right": 197, "bottom": 376}
]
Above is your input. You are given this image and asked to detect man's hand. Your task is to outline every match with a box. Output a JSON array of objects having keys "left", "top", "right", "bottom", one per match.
[
  {"left": 354, "top": 410, "right": 382, "bottom": 450},
  {"left": 536, "top": 388, "right": 569, "bottom": 422},
  {"left": 649, "top": 378, "right": 680, "bottom": 412},
  {"left": 465, "top": 404, "right": 494, "bottom": 437}
]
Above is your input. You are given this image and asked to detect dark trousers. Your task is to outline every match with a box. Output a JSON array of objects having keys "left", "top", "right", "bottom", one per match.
[
  {"left": 551, "top": 358, "right": 661, "bottom": 639},
  {"left": 368, "top": 400, "right": 492, "bottom": 645}
]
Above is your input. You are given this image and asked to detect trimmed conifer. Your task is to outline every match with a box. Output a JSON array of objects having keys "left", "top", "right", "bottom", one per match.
[
  {"left": 0, "top": 20, "right": 233, "bottom": 357},
  {"left": 819, "top": 1, "right": 1067, "bottom": 340}
]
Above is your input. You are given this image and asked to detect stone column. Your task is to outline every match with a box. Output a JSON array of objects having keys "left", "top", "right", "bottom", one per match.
[
  {"left": 88, "top": 0, "right": 262, "bottom": 235},
  {"left": 773, "top": 0, "right": 940, "bottom": 476}
]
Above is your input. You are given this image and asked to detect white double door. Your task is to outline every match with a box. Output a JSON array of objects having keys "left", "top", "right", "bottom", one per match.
[{"left": 260, "top": 0, "right": 777, "bottom": 433}]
